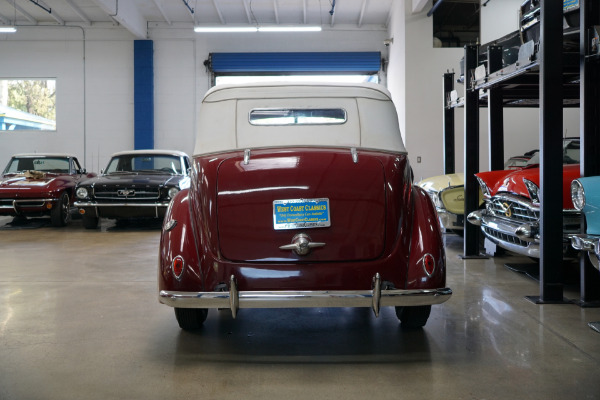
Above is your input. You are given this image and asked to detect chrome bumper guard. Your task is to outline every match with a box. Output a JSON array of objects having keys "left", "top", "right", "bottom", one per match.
[
  {"left": 159, "top": 273, "right": 452, "bottom": 318},
  {"left": 0, "top": 198, "right": 55, "bottom": 213},
  {"left": 437, "top": 209, "right": 463, "bottom": 231},
  {"left": 570, "top": 234, "right": 600, "bottom": 252}
]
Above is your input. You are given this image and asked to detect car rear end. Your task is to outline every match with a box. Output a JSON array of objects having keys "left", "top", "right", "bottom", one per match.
[{"left": 158, "top": 83, "right": 451, "bottom": 329}]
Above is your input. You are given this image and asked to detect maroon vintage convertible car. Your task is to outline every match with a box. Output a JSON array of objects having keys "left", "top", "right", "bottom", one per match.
[
  {"left": 158, "top": 82, "right": 452, "bottom": 330},
  {"left": 0, "top": 153, "right": 95, "bottom": 226}
]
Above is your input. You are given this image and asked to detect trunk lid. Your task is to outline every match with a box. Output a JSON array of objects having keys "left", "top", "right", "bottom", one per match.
[{"left": 216, "top": 148, "right": 387, "bottom": 262}]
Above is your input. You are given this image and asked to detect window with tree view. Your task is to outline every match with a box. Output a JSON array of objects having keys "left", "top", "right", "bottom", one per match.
[{"left": 0, "top": 79, "right": 56, "bottom": 131}]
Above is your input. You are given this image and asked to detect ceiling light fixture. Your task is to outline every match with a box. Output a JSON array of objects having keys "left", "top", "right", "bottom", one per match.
[
  {"left": 194, "top": 26, "right": 257, "bottom": 33},
  {"left": 0, "top": 26, "right": 17, "bottom": 33},
  {"left": 258, "top": 26, "right": 322, "bottom": 32},
  {"left": 194, "top": 26, "right": 322, "bottom": 33}
]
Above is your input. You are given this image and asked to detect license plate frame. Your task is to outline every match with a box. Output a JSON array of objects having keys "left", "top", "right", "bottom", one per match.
[{"left": 273, "top": 198, "right": 331, "bottom": 230}]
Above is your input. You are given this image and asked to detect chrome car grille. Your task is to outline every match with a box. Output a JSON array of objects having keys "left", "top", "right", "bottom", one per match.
[
  {"left": 93, "top": 187, "right": 160, "bottom": 201},
  {"left": 484, "top": 226, "right": 529, "bottom": 247},
  {"left": 487, "top": 198, "right": 539, "bottom": 223}
]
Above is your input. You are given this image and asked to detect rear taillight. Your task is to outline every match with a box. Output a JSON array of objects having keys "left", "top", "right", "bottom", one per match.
[
  {"left": 172, "top": 256, "right": 185, "bottom": 279},
  {"left": 422, "top": 253, "right": 435, "bottom": 277}
]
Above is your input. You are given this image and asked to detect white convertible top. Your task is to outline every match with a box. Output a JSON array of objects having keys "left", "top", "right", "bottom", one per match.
[
  {"left": 12, "top": 153, "right": 77, "bottom": 158},
  {"left": 194, "top": 82, "right": 406, "bottom": 156},
  {"left": 110, "top": 149, "right": 189, "bottom": 158}
]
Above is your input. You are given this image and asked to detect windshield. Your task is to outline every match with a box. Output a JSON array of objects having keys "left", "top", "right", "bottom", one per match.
[
  {"left": 104, "top": 154, "right": 184, "bottom": 175},
  {"left": 525, "top": 138, "right": 580, "bottom": 166},
  {"left": 3, "top": 157, "right": 70, "bottom": 174}
]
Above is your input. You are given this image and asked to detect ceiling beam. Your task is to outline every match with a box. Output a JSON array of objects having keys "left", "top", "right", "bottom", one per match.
[
  {"left": 92, "top": 0, "right": 148, "bottom": 39},
  {"left": 64, "top": 0, "right": 91, "bottom": 25},
  {"left": 243, "top": 0, "right": 254, "bottom": 25},
  {"left": 0, "top": 12, "right": 10, "bottom": 24},
  {"left": 5, "top": 0, "right": 37, "bottom": 24},
  {"left": 303, "top": 0, "right": 307, "bottom": 24},
  {"left": 357, "top": 0, "right": 368, "bottom": 27},
  {"left": 273, "top": 0, "right": 279, "bottom": 24},
  {"left": 212, "top": 0, "right": 225, "bottom": 24},
  {"left": 412, "top": 0, "right": 429, "bottom": 13},
  {"left": 29, "top": 0, "right": 65, "bottom": 25},
  {"left": 243, "top": 0, "right": 252, "bottom": 24},
  {"left": 329, "top": 0, "right": 336, "bottom": 27},
  {"left": 152, "top": 0, "right": 171, "bottom": 25}
]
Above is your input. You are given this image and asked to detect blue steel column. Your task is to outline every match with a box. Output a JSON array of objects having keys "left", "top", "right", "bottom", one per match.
[{"left": 134, "top": 40, "right": 154, "bottom": 150}]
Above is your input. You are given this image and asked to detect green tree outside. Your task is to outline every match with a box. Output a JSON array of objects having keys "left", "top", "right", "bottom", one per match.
[{"left": 7, "top": 80, "right": 56, "bottom": 121}]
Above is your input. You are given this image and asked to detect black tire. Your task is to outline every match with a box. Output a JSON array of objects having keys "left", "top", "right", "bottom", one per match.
[
  {"left": 174, "top": 308, "right": 208, "bottom": 330},
  {"left": 50, "top": 192, "right": 70, "bottom": 227},
  {"left": 82, "top": 212, "right": 99, "bottom": 229},
  {"left": 395, "top": 305, "right": 431, "bottom": 329}
]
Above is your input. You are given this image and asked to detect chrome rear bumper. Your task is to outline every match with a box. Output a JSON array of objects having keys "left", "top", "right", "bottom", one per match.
[{"left": 159, "top": 274, "right": 452, "bottom": 318}]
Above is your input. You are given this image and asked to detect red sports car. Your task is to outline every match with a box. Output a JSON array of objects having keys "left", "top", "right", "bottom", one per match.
[
  {"left": 0, "top": 153, "right": 96, "bottom": 226},
  {"left": 158, "top": 83, "right": 452, "bottom": 330}
]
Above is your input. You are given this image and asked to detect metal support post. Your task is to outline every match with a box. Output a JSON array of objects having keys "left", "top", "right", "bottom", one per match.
[
  {"left": 443, "top": 72, "right": 456, "bottom": 175},
  {"left": 461, "top": 45, "right": 484, "bottom": 259},
  {"left": 487, "top": 46, "right": 504, "bottom": 172},
  {"left": 527, "top": 0, "right": 567, "bottom": 304}
]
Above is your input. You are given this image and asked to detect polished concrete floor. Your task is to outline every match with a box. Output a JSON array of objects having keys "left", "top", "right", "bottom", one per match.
[{"left": 0, "top": 215, "right": 599, "bottom": 400}]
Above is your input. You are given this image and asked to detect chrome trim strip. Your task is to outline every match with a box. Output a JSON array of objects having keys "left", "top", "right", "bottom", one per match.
[
  {"left": 351, "top": 147, "right": 358, "bottom": 163},
  {"left": 159, "top": 287, "right": 453, "bottom": 311},
  {"left": 244, "top": 149, "right": 251, "bottom": 165},
  {"left": 74, "top": 202, "right": 170, "bottom": 208}
]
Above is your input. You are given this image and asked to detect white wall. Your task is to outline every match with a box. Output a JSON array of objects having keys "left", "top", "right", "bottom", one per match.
[
  {"left": 0, "top": 26, "right": 387, "bottom": 171},
  {"left": 387, "top": 0, "right": 580, "bottom": 181}
]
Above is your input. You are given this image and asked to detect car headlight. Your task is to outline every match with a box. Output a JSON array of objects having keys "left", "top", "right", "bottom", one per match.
[
  {"left": 475, "top": 176, "right": 490, "bottom": 197},
  {"left": 523, "top": 178, "right": 540, "bottom": 204},
  {"left": 571, "top": 179, "right": 585, "bottom": 211},
  {"left": 76, "top": 187, "right": 88, "bottom": 199},
  {"left": 167, "top": 187, "right": 179, "bottom": 199}
]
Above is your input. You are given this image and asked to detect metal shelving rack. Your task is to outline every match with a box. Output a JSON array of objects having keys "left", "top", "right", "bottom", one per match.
[{"left": 443, "top": 0, "right": 600, "bottom": 306}]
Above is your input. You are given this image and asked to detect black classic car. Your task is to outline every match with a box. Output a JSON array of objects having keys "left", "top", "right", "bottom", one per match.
[
  {"left": 0, "top": 153, "right": 96, "bottom": 227},
  {"left": 74, "top": 150, "right": 191, "bottom": 229}
]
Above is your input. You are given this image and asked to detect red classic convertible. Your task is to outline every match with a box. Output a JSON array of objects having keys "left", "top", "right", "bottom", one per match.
[
  {"left": 0, "top": 153, "right": 95, "bottom": 226},
  {"left": 467, "top": 138, "right": 582, "bottom": 258},
  {"left": 158, "top": 82, "right": 452, "bottom": 330}
]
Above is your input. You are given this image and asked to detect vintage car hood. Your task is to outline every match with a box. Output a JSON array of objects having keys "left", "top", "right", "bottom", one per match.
[
  {"left": 88, "top": 173, "right": 185, "bottom": 187},
  {"left": 0, "top": 175, "right": 57, "bottom": 189},
  {"left": 216, "top": 149, "right": 388, "bottom": 263},
  {"left": 418, "top": 173, "right": 465, "bottom": 192},
  {"left": 476, "top": 164, "right": 581, "bottom": 208}
]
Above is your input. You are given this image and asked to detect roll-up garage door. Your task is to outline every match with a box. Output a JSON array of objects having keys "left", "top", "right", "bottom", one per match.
[{"left": 208, "top": 52, "right": 381, "bottom": 74}]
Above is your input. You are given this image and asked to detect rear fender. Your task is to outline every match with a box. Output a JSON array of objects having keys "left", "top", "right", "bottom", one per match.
[
  {"left": 158, "top": 189, "right": 204, "bottom": 292},
  {"left": 406, "top": 185, "right": 446, "bottom": 289}
]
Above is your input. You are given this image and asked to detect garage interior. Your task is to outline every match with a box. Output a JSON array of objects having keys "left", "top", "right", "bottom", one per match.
[{"left": 1, "top": 0, "right": 599, "bottom": 399}]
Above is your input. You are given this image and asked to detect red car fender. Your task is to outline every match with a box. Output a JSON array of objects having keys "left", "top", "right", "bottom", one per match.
[
  {"left": 158, "top": 188, "right": 204, "bottom": 292},
  {"left": 406, "top": 185, "right": 446, "bottom": 289}
]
